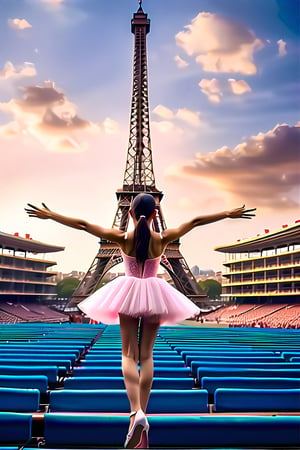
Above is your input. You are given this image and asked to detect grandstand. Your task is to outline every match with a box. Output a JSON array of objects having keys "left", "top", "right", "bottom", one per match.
[
  {"left": 215, "top": 221, "right": 300, "bottom": 302},
  {"left": 0, "top": 231, "right": 68, "bottom": 323},
  {"left": 0, "top": 322, "right": 299, "bottom": 448},
  {"left": 204, "top": 303, "right": 300, "bottom": 328},
  {"left": 209, "top": 221, "right": 300, "bottom": 328}
]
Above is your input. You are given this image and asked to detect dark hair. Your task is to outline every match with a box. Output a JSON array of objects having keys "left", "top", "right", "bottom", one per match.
[{"left": 132, "top": 194, "right": 156, "bottom": 263}]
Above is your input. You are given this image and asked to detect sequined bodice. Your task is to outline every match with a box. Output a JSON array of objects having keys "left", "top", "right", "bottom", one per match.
[{"left": 122, "top": 252, "right": 161, "bottom": 279}]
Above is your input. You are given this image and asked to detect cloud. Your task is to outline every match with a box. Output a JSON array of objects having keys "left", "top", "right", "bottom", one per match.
[
  {"left": 176, "top": 108, "right": 201, "bottom": 127},
  {"left": 277, "top": 39, "right": 287, "bottom": 56},
  {"left": 152, "top": 104, "right": 175, "bottom": 120},
  {"left": 0, "top": 121, "right": 19, "bottom": 138},
  {"left": 152, "top": 104, "right": 201, "bottom": 128},
  {"left": 0, "top": 62, "right": 36, "bottom": 80},
  {"left": 228, "top": 78, "right": 251, "bottom": 95},
  {"left": 151, "top": 120, "right": 183, "bottom": 134},
  {"left": 102, "top": 117, "right": 119, "bottom": 134},
  {"left": 166, "top": 123, "right": 300, "bottom": 210},
  {"left": 199, "top": 78, "right": 223, "bottom": 103},
  {"left": 199, "top": 78, "right": 251, "bottom": 102},
  {"left": 0, "top": 81, "right": 117, "bottom": 151},
  {"left": 8, "top": 18, "right": 32, "bottom": 30},
  {"left": 175, "top": 12, "right": 264, "bottom": 74},
  {"left": 174, "top": 55, "right": 189, "bottom": 69}
]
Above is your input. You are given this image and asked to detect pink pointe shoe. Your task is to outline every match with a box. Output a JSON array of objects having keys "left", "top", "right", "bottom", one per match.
[{"left": 124, "top": 409, "right": 149, "bottom": 449}]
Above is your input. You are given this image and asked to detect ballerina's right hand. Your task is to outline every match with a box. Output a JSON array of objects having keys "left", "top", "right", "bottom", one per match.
[{"left": 25, "top": 203, "right": 52, "bottom": 220}]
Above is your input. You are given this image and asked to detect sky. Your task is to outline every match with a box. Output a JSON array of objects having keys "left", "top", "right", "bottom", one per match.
[{"left": 0, "top": 0, "right": 299, "bottom": 275}]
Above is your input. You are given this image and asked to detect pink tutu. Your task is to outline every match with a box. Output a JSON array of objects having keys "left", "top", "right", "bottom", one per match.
[{"left": 78, "top": 252, "right": 200, "bottom": 325}]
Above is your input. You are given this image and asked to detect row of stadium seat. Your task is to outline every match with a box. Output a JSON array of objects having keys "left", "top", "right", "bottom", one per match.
[
  {"left": 1, "top": 412, "right": 300, "bottom": 447},
  {"left": 2, "top": 386, "right": 299, "bottom": 413},
  {"left": 1, "top": 372, "right": 300, "bottom": 394}
]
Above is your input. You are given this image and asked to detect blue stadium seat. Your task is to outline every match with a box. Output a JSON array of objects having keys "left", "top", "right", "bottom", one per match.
[
  {"left": 185, "top": 355, "right": 283, "bottom": 366},
  {"left": 49, "top": 389, "right": 129, "bottom": 412},
  {"left": 176, "top": 346, "right": 254, "bottom": 353},
  {"left": 214, "top": 388, "right": 300, "bottom": 412},
  {"left": 85, "top": 352, "right": 183, "bottom": 361},
  {"left": 0, "top": 345, "right": 85, "bottom": 357},
  {"left": 192, "top": 361, "right": 300, "bottom": 377},
  {"left": 23, "top": 340, "right": 91, "bottom": 346},
  {"left": 43, "top": 414, "right": 300, "bottom": 447},
  {"left": 0, "top": 447, "right": 19, "bottom": 450},
  {"left": 49, "top": 389, "right": 208, "bottom": 413},
  {"left": 73, "top": 366, "right": 191, "bottom": 378},
  {"left": 148, "top": 389, "right": 208, "bottom": 413},
  {"left": 0, "top": 352, "right": 78, "bottom": 364},
  {"left": 0, "top": 359, "right": 72, "bottom": 372},
  {"left": 0, "top": 387, "right": 40, "bottom": 412},
  {"left": 0, "top": 412, "right": 32, "bottom": 445},
  {"left": 64, "top": 376, "right": 126, "bottom": 390},
  {"left": 79, "top": 359, "right": 185, "bottom": 367},
  {"left": 202, "top": 376, "right": 300, "bottom": 394},
  {"left": 197, "top": 367, "right": 300, "bottom": 383},
  {"left": 0, "top": 366, "right": 58, "bottom": 385},
  {"left": 44, "top": 413, "right": 127, "bottom": 446},
  {"left": 181, "top": 351, "right": 277, "bottom": 362},
  {"left": 65, "top": 376, "right": 194, "bottom": 390},
  {"left": 0, "top": 375, "right": 48, "bottom": 393}
]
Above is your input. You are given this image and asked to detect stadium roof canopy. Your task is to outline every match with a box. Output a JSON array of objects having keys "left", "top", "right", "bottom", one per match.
[
  {"left": 215, "top": 222, "right": 300, "bottom": 253},
  {"left": 0, "top": 231, "right": 65, "bottom": 254}
]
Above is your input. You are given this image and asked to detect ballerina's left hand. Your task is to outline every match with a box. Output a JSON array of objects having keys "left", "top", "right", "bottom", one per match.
[{"left": 227, "top": 205, "right": 256, "bottom": 219}]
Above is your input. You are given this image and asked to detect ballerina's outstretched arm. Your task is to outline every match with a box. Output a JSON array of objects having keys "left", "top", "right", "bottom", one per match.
[
  {"left": 25, "top": 203, "right": 124, "bottom": 243},
  {"left": 161, "top": 205, "right": 256, "bottom": 245}
]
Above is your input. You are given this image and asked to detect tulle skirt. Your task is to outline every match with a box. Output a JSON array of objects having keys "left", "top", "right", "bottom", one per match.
[{"left": 78, "top": 275, "right": 200, "bottom": 325}]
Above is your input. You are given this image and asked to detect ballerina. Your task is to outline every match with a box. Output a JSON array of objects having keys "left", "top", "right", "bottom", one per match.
[{"left": 25, "top": 194, "right": 255, "bottom": 448}]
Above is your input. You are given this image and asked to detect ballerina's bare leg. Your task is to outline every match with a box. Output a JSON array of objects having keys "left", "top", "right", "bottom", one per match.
[
  {"left": 119, "top": 314, "right": 160, "bottom": 429},
  {"left": 119, "top": 313, "right": 141, "bottom": 427},
  {"left": 138, "top": 318, "right": 160, "bottom": 412}
]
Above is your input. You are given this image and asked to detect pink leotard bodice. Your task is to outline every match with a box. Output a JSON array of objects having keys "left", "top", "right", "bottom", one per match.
[{"left": 122, "top": 252, "right": 161, "bottom": 279}]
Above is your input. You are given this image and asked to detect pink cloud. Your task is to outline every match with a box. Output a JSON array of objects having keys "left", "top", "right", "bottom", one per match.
[
  {"left": 174, "top": 55, "right": 189, "bottom": 69},
  {"left": 8, "top": 18, "right": 32, "bottom": 30},
  {"left": 153, "top": 104, "right": 175, "bottom": 120},
  {"left": 176, "top": 108, "right": 201, "bottom": 127},
  {"left": 277, "top": 39, "right": 287, "bottom": 57},
  {"left": 0, "top": 81, "right": 118, "bottom": 151},
  {"left": 199, "top": 78, "right": 251, "bottom": 102},
  {"left": 176, "top": 12, "right": 264, "bottom": 75},
  {"left": 199, "top": 78, "right": 223, "bottom": 103},
  {"left": 152, "top": 104, "right": 201, "bottom": 129},
  {"left": 166, "top": 123, "right": 300, "bottom": 210},
  {"left": 228, "top": 78, "right": 251, "bottom": 95},
  {"left": 0, "top": 62, "right": 36, "bottom": 80}
]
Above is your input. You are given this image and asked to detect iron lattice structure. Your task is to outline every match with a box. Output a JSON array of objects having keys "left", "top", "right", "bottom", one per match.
[{"left": 66, "top": 3, "right": 206, "bottom": 310}]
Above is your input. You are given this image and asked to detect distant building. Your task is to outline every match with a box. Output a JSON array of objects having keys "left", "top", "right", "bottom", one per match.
[
  {"left": 215, "top": 221, "right": 300, "bottom": 303},
  {"left": 0, "top": 231, "right": 67, "bottom": 322},
  {"left": 191, "top": 265, "right": 200, "bottom": 276},
  {"left": 56, "top": 270, "right": 86, "bottom": 282}
]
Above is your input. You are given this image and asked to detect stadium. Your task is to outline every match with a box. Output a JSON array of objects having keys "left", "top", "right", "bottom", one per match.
[{"left": 0, "top": 219, "right": 299, "bottom": 448}]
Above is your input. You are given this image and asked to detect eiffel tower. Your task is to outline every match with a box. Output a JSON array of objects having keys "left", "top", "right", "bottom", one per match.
[{"left": 66, "top": 2, "right": 206, "bottom": 310}]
